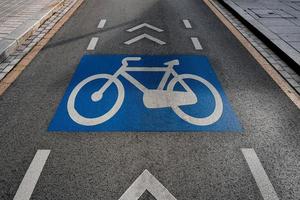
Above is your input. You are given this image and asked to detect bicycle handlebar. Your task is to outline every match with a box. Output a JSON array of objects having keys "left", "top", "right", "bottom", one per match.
[
  {"left": 122, "top": 57, "right": 142, "bottom": 66},
  {"left": 121, "top": 57, "right": 180, "bottom": 68}
]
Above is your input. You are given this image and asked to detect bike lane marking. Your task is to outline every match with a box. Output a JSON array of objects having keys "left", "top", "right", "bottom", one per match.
[
  {"left": 48, "top": 55, "right": 242, "bottom": 132},
  {"left": 87, "top": 37, "right": 99, "bottom": 50},
  {"left": 124, "top": 23, "right": 166, "bottom": 45},
  {"left": 126, "top": 23, "right": 164, "bottom": 33},
  {"left": 124, "top": 34, "right": 166, "bottom": 45},
  {"left": 241, "top": 148, "right": 280, "bottom": 200},
  {"left": 191, "top": 37, "right": 203, "bottom": 50},
  {"left": 119, "top": 169, "right": 177, "bottom": 200},
  {"left": 97, "top": 19, "right": 106, "bottom": 29},
  {"left": 13, "top": 150, "right": 51, "bottom": 200},
  {"left": 183, "top": 19, "right": 192, "bottom": 29}
]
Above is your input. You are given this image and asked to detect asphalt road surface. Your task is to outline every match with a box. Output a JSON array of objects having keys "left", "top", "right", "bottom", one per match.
[{"left": 0, "top": 0, "right": 300, "bottom": 200}]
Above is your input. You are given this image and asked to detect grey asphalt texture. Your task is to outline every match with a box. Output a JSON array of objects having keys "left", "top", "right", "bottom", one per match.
[{"left": 0, "top": 0, "right": 300, "bottom": 199}]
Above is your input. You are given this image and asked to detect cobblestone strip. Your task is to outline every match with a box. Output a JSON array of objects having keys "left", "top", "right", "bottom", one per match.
[
  {"left": 212, "top": 0, "right": 300, "bottom": 95},
  {"left": 0, "top": 0, "right": 79, "bottom": 82}
]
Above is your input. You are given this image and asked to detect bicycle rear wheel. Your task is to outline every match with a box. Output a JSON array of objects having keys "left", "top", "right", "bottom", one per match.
[{"left": 167, "top": 74, "right": 223, "bottom": 126}]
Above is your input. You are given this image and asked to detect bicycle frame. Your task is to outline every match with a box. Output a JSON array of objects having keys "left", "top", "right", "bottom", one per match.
[
  {"left": 68, "top": 57, "right": 223, "bottom": 126},
  {"left": 96, "top": 57, "right": 193, "bottom": 96}
]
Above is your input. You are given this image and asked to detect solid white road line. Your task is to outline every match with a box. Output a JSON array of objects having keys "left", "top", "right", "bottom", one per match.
[
  {"left": 87, "top": 37, "right": 99, "bottom": 50},
  {"left": 97, "top": 19, "right": 106, "bottom": 29},
  {"left": 241, "top": 148, "right": 279, "bottom": 200},
  {"left": 183, "top": 19, "right": 192, "bottom": 28},
  {"left": 191, "top": 37, "right": 203, "bottom": 50},
  {"left": 13, "top": 150, "right": 51, "bottom": 200}
]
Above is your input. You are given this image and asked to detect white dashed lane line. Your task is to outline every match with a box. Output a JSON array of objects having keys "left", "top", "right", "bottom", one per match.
[
  {"left": 183, "top": 19, "right": 192, "bottom": 29},
  {"left": 87, "top": 37, "right": 99, "bottom": 50},
  {"left": 241, "top": 148, "right": 279, "bottom": 200},
  {"left": 97, "top": 19, "right": 106, "bottom": 29},
  {"left": 191, "top": 37, "right": 203, "bottom": 50},
  {"left": 13, "top": 150, "right": 51, "bottom": 200}
]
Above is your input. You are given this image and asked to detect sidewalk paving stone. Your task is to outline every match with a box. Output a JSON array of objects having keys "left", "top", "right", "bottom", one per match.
[
  {"left": 0, "top": 0, "right": 80, "bottom": 80},
  {"left": 212, "top": 0, "right": 300, "bottom": 94},
  {"left": 221, "top": 0, "right": 300, "bottom": 71},
  {"left": 0, "top": 0, "right": 65, "bottom": 63}
]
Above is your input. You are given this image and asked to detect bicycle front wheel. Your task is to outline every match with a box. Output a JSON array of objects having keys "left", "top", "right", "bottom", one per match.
[
  {"left": 67, "top": 74, "right": 124, "bottom": 126},
  {"left": 167, "top": 74, "right": 223, "bottom": 126}
]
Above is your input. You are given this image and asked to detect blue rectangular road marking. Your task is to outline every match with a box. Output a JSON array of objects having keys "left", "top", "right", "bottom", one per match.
[{"left": 49, "top": 55, "right": 242, "bottom": 132}]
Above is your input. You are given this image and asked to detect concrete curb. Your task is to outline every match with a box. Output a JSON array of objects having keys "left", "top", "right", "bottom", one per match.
[
  {"left": 219, "top": 0, "right": 300, "bottom": 74},
  {"left": 0, "top": 0, "right": 66, "bottom": 63},
  {"left": 0, "top": 0, "right": 85, "bottom": 95}
]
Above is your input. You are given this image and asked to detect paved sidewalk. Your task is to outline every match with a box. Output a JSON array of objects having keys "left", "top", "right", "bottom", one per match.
[
  {"left": 221, "top": 0, "right": 300, "bottom": 72},
  {"left": 0, "top": 0, "right": 80, "bottom": 82},
  {"left": 212, "top": 0, "right": 300, "bottom": 94},
  {"left": 0, "top": 0, "right": 64, "bottom": 62}
]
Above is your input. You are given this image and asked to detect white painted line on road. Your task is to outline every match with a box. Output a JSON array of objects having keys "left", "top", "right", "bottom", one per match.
[
  {"left": 191, "top": 37, "right": 203, "bottom": 50},
  {"left": 97, "top": 19, "right": 106, "bottom": 29},
  {"left": 183, "top": 19, "right": 192, "bottom": 29},
  {"left": 87, "top": 37, "right": 99, "bottom": 50},
  {"left": 126, "top": 23, "right": 164, "bottom": 32},
  {"left": 119, "top": 169, "right": 177, "bottom": 200},
  {"left": 241, "top": 148, "right": 279, "bottom": 200},
  {"left": 13, "top": 150, "right": 51, "bottom": 200},
  {"left": 124, "top": 34, "right": 166, "bottom": 45}
]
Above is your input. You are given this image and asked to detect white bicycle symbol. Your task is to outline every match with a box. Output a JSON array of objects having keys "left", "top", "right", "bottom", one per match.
[{"left": 67, "top": 57, "right": 223, "bottom": 126}]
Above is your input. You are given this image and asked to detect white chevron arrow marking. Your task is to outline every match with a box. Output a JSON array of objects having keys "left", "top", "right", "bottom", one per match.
[
  {"left": 124, "top": 34, "right": 166, "bottom": 45},
  {"left": 127, "top": 23, "right": 164, "bottom": 32},
  {"left": 119, "top": 169, "right": 177, "bottom": 200}
]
